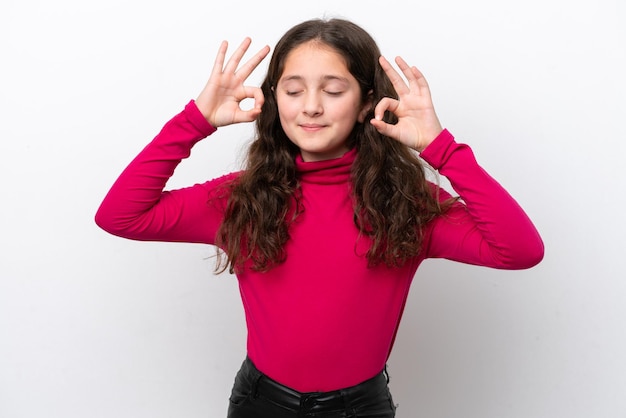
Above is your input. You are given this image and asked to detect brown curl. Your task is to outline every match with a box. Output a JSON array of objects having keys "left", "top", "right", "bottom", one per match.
[{"left": 215, "top": 18, "right": 453, "bottom": 274}]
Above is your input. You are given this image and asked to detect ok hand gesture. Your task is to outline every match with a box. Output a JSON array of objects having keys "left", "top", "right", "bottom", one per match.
[
  {"left": 196, "top": 38, "right": 270, "bottom": 128},
  {"left": 370, "top": 56, "right": 443, "bottom": 152}
]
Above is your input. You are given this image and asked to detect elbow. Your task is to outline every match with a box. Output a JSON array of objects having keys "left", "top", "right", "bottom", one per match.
[
  {"left": 504, "top": 236, "right": 545, "bottom": 270},
  {"left": 94, "top": 202, "right": 157, "bottom": 241},
  {"left": 521, "top": 230, "right": 545, "bottom": 269},
  {"left": 518, "top": 242, "right": 545, "bottom": 269},
  {"left": 94, "top": 203, "right": 127, "bottom": 238},
  {"left": 94, "top": 206, "right": 116, "bottom": 236}
]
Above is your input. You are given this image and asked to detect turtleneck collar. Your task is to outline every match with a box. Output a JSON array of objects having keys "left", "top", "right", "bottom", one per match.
[{"left": 295, "top": 148, "right": 356, "bottom": 185}]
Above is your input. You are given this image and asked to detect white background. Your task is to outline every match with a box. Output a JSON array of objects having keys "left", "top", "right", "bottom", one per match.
[{"left": 1, "top": 0, "right": 625, "bottom": 417}]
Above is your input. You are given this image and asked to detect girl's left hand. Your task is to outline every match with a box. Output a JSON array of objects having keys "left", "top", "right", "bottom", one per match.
[{"left": 370, "top": 56, "right": 443, "bottom": 152}]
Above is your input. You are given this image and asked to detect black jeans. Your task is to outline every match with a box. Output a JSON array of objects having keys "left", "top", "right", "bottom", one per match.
[{"left": 227, "top": 357, "right": 396, "bottom": 418}]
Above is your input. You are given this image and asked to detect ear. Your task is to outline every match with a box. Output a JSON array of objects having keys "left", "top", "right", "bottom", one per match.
[{"left": 357, "top": 90, "right": 374, "bottom": 123}]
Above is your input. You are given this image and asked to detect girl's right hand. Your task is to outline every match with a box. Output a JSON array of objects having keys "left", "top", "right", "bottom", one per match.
[{"left": 196, "top": 38, "right": 270, "bottom": 128}]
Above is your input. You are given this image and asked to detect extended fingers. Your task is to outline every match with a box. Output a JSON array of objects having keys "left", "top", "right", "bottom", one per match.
[
  {"left": 379, "top": 56, "right": 409, "bottom": 95},
  {"left": 210, "top": 40, "right": 229, "bottom": 77},
  {"left": 213, "top": 38, "right": 269, "bottom": 78},
  {"left": 394, "top": 56, "right": 416, "bottom": 80},
  {"left": 235, "top": 44, "right": 271, "bottom": 79},
  {"left": 408, "top": 64, "right": 431, "bottom": 94},
  {"left": 397, "top": 56, "right": 432, "bottom": 95},
  {"left": 222, "top": 37, "right": 253, "bottom": 74},
  {"left": 381, "top": 55, "right": 431, "bottom": 96}
]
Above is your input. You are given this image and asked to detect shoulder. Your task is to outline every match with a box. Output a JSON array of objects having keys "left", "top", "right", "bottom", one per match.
[
  {"left": 201, "top": 171, "right": 242, "bottom": 191},
  {"left": 426, "top": 180, "right": 456, "bottom": 203},
  {"left": 198, "top": 171, "right": 243, "bottom": 202}
]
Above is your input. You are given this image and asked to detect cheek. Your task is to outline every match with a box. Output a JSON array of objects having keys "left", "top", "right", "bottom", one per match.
[
  {"left": 335, "top": 100, "right": 364, "bottom": 122},
  {"left": 276, "top": 101, "right": 294, "bottom": 134},
  {"left": 276, "top": 97, "right": 297, "bottom": 119}
]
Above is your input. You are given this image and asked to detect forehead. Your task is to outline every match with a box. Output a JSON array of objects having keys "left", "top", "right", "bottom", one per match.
[{"left": 279, "top": 41, "right": 351, "bottom": 81}]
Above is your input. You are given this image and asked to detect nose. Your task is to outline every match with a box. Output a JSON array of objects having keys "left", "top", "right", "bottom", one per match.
[{"left": 303, "top": 91, "right": 323, "bottom": 117}]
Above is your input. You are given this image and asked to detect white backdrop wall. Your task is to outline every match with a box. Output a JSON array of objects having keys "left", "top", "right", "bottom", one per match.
[{"left": 1, "top": 0, "right": 625, "bottom": 417}]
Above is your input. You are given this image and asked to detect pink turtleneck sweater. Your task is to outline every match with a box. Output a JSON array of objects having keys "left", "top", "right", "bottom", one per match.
[{"left": 96, "top": 101, "right": 544, "bottom": 392}]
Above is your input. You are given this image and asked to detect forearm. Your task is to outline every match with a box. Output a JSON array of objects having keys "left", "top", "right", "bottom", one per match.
[
  {"left": 95, "top": 101, "right": 217, "bottom": 241},
  {"left": 422, "top": 130, "right": 544, "bottom": 269}
]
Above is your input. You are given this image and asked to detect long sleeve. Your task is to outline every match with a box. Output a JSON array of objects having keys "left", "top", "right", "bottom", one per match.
[
  {"left": 95, "top": 100, "right": 235, "bottom": 244},
  {"left": 421, "top": 129, "right": 544, "bottom": 269}
]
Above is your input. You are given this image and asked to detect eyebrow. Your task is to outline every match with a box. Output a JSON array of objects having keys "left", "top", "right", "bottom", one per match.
[{"left": 279, "top": 75, "right": 350, "bottom": 83}]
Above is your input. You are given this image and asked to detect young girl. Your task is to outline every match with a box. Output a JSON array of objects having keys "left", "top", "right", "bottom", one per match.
[{"left": 96, "top": 18, "right": 544, "bottom": 418}]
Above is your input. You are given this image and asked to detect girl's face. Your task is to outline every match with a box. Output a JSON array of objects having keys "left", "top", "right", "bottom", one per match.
[{"left": 275, "top": 41, "right": 371, "bottom": 162}]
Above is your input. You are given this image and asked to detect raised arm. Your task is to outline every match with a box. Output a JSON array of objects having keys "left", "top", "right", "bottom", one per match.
[
  {"left": 95, "top": 39, "right": 269, "bottom": 244},
  {"left": 421, "top": 130, "right": 544, "bottom": 269},
  {"left": 370, "top": 55, "right": 543, "bottom": 269},
  {"left": 196, "top": 38, "right": 270, "bottom": 127}
]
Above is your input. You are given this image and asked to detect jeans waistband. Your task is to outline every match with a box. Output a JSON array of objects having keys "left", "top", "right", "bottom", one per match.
[{"left": 241, "top": 357, "right": 389, "bottom": 414}]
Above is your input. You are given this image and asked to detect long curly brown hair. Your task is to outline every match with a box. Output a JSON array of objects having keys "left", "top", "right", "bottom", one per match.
[{"left": 215, "top": 18, "right": 452, "bottom": 274}]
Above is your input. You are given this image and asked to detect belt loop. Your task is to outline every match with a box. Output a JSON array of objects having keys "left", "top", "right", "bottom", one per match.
[
  {"left": 340, "top": 389, "right": 356, "bottom": 418},
  {"left": 251, "top": 374, "right": 262, "bottom": 399},
  {"left": 383, "top": 365, "right": 390, "bottom": 384},
  {"left": 248, "top": 358, "right": 263, "bottom": 400}
]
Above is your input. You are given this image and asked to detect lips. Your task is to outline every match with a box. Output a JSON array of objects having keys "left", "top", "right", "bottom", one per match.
[{"left": 300, "top": 123, "right": 326, "bottom": 132}]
